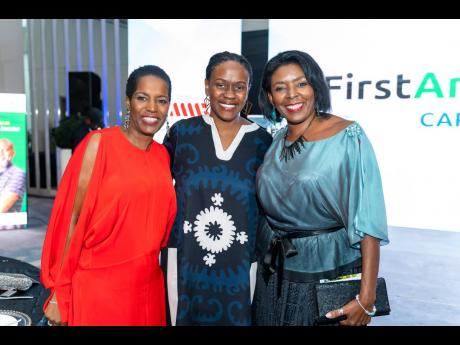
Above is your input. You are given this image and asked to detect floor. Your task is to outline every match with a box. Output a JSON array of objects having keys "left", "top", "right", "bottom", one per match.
[{"left": 1, "top": 196, "right": 459, "bottom": 326}]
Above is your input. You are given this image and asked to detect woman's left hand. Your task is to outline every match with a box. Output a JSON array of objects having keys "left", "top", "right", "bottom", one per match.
[{"left": 325, "top": 298, "right": 372, "bottom": 326}]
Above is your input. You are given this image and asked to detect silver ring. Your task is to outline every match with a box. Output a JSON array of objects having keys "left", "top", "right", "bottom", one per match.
[
  {"left": 339, "top": 307, "right": 344, "bottom": 316},
  {"left": 47, "top": 320, "right": 54, "bottom": 326}
]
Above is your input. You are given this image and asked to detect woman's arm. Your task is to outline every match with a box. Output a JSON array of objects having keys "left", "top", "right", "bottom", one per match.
[
  {"left": 44, "top": 133, "right": 101, "bottom": 326},
  {"left": 358, "top": 235, "right": 380, "bottom": 309}
]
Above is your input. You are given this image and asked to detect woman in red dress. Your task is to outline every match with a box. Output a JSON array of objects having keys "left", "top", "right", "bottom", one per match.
[{"left": 40, "top": 65, "right": 177, "bottom": 326}]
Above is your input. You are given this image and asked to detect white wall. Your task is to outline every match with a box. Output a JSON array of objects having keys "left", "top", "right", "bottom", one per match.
[
  {"left": 0, "top": 19, "right": 24, "bottom": 93},
  {"left": 269, "top": 19, "right": 460, "bottom": 232}
]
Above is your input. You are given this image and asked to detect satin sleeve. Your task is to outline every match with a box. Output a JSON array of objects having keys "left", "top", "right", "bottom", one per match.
[
  {"left": 343, "top": 125, "right": 389, "bottom": 249},
  {"left": 40, "top": 131, "right": 103, "bottom": 322}
]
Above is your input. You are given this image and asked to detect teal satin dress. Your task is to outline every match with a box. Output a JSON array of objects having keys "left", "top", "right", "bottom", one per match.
[{"left": 253, "top": 122, "right": 389, "bottom": 325}]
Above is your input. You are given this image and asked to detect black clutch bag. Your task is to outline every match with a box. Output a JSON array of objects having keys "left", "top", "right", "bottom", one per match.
[{"left": 314, "top": 277, "right": 390, "bottom": 324}]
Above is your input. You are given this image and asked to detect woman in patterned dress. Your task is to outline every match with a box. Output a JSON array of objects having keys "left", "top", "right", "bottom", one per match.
[{"left": 162, "top": 51, "right": 272, "bottom": 325}]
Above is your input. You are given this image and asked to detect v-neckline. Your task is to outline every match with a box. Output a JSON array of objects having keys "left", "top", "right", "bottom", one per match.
[
  {"left": 201, "top": 115, "right": 258, "bottom": 161},
  {"left": 116, "top": 126, "right": 153, "bottom": 153}
]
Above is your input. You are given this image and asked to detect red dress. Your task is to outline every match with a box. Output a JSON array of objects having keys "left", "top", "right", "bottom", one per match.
[{"left": 40, "top": 127, "right": 176, "bottom": 325}]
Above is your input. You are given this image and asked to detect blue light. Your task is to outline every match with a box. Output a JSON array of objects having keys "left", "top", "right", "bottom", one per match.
[{"left": 101, "top": 19, "right": 109, "bottom": 127}]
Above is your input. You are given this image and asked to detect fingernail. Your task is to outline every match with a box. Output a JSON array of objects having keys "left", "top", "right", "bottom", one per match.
[{"left": 325, "top": 312, "right": 332, "bottom": 318}]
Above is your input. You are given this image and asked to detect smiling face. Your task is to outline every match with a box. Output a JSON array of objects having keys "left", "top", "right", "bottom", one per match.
[
  {"left": 205, "top": 60, "right": 250, "bottom": 123},
  {"left": 125, "top": 75, "right": 170, "bottom": 137},
  {"left": 268, "top": 63, "right": 316, "bottom": 125}
]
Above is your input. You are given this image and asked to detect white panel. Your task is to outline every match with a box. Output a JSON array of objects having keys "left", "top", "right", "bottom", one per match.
[
  {"left": 269, "top": 19, "right": 460, "bottom": 232},
  {"left": 0, "top": 19, "right": 24, "bottom": 93},
  {"left": 0, "top": 93, "right": 26, "bottom": 113}
]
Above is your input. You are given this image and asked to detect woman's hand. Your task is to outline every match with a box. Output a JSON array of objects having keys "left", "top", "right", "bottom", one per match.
[
  {"left": 44, "top": 296, "right": 67, "bottom": 326},
  {"left": 325, "top": 297, "right": 372, "bottom": 326},
  {"left": 326, "top": 235, "right": 380, "bottom": 326}
]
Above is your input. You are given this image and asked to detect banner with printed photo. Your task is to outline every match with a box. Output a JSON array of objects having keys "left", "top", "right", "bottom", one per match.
[{"left": 0, "top": 93, "right": 27, "bottom": 229}]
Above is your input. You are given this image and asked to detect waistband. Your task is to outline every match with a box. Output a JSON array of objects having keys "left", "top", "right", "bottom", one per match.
[{"left": 262, "top": 225, "right": 344, "bottom": 298}]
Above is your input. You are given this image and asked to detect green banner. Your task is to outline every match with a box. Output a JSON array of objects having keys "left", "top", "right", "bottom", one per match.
[{"left": 0, "top": 111, "right": 27, "bottom": 228}]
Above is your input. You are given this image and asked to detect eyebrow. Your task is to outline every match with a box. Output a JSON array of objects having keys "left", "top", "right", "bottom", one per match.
[
  {"left": 273, "top": 76, "right": 307, "bottom": 85},
  {"left": 214, "top": 78, "right": 247, "bottom": 84},
  {"left": 134, "top": 92, "right": 169, "bottom": 100}
]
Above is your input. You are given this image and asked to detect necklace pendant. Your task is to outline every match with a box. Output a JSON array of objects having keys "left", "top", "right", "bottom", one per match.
[
  {"left": 279, "top": 114, "right": 316, "bottom": 162},
  {"left": 279, "top": 135, "right": 305, "bottom": 162}
]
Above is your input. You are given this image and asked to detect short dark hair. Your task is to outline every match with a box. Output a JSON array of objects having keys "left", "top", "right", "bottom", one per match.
[
  {"left": 205, "top": 51, "right": 253, "bottom": 87},
  {"left": 258, "top": 50, "right": 331, "bottom": 123},
  {"left": 126, "top": 65, "right": 172, "bottom": 100}
]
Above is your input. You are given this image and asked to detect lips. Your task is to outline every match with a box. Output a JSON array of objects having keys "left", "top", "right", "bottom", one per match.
[
  {"left": 141, "top": 116, "right": 160, "bottom": 125},
  {"left": 219, "top": 103, "right": 237, "bottom": 110},
  {"left": 285, "top": 103, "right": 304, "bottom": 113}
]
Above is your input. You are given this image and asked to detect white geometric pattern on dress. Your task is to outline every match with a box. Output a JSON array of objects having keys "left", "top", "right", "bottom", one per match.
[
  {"left": 185, "top": 194, "right": 248, "bottom": 267},
  {"left": 211, "top": 192, "right": 224, "bottom": 206},
  {"left": 203, "top": 253, "right": 216, "bottom": 267},
  {"left": 183, "top": 220, "right": 192, "bottom": 234},
  {"left": 194, "top": 206, "right": 236, "bottom": 254},
  {"left": 236, "top": 232, "right": 248, "bottom": 244}
]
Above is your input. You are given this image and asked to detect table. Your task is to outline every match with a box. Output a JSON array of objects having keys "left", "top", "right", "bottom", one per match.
[{"left": 0, "top": 256, "right": 49, "bottom": 325}]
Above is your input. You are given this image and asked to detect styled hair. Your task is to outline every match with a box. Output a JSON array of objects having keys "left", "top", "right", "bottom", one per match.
[
  {"left": 126, "top": 65, "right": 172, "bottom": 100},
  {"left": 205, "top": 51, "right": 253, "bottom": 87},
  {"left": 258, "top": 50, "right": 331, "bottom": 123}
]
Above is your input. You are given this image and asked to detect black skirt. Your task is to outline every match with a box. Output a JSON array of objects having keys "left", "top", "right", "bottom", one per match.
[{"left": 252, "top": 264, "right": 362, "bottom": 326}]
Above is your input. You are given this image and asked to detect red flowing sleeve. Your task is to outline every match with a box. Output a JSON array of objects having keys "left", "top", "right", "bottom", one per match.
[{"left": 40, "top": 132, "right": 102, "bottom": 322}]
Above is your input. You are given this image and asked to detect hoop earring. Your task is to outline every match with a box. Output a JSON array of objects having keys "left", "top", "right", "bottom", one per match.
[
  {"left": 241, "top": 101, "right": 253, "bottom": 117},
  {"left": 123, "top": 110, "right": 130, "bottom": 130},
  {"left": 204, "top": 95, "right": 210, "bottom": 114}
]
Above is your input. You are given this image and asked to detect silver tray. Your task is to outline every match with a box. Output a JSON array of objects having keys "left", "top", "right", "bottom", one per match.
[{"left": 0, "top": 309, "right": 32, "bottom": 326}]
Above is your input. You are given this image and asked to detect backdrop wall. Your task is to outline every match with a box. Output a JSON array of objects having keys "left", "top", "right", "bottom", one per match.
[{"left": 269, "top": 19, "right": 460, "bottom": 232}]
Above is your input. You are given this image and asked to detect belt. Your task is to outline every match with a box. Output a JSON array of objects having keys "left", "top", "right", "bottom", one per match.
[{"left": 262, "top": 226, "right": 344, "bottom": 298}]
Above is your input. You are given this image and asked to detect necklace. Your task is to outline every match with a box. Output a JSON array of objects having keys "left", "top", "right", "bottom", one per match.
[{"left": 279, "top": 114, "right": 316, "bottom": 162}]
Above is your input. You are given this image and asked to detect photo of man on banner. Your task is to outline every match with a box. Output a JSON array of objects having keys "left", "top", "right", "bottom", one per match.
[{"left": 0, "top": 138, "right": 26, "bottom": 213}]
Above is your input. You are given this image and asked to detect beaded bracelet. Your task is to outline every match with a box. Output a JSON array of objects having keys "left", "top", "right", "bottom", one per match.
[{"left": 355, "top": 294, "right": 376, "bottom": 316}]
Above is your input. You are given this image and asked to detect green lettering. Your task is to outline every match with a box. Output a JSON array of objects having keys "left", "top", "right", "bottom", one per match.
[
  {"left": 450, "top": 78, "right": 460, "bottom": 97},
  {"left": 415, "top": 73, "right": 444, "bottom": 98}
]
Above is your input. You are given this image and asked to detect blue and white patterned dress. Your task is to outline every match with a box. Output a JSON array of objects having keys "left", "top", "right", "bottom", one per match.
[{"left": 163, "top": 115, "right": 272, "bottom": 325}]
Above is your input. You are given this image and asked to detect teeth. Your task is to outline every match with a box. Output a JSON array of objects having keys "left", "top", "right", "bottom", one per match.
[
  {"left": 286, "top": 103, "right": 303, "bottom": 111},
  {"left": 219, "top": 103, "right": 236, "bottom": 110},
  {"left": 142, "top": 117, "right": 159, "bottom": 125}
]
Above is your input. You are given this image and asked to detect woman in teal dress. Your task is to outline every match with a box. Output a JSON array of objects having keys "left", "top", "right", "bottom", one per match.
[{"left": 253, "top": 50, "right": 389, "bottom": 326}]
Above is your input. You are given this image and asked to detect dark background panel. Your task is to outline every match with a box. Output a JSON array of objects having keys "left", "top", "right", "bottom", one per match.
[{"left": 242, "top": 30, "right": 268, "bottom": 115}]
